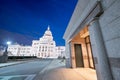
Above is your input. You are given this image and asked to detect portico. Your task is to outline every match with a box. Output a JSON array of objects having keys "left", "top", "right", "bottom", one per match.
[{"left": 70, "top": 26, "right": 95, "bottom": 69}]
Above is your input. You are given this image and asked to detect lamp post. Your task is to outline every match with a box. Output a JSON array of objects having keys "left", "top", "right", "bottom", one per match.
[
  {"left": 5, "top": 41, "right": 11, "bottom": 60},
  {"left": 6, "top": 41, "right": 11, "bottom": 50}
]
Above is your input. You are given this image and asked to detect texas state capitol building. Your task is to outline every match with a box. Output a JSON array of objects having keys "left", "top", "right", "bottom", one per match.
[
  {"left": 7, "top": 26, "right": 65, "bottom": 58},
  {"left": 32, "top": 26, "right": 59, "bottom": 58}
]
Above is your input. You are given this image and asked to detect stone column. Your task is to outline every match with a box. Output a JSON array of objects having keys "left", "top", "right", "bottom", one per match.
[
  {"left": 65, "top": 42, "right": 72, "bottom": 68},
  {"left": 88, "top": 18, "right": 113, "bottom": 80}
]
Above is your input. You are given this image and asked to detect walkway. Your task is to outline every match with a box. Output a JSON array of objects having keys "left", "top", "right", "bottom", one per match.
[
  {"left": 34, "top": 59, "right": 97, "bottom": 80},
  {"left": 0, "top": 59, "right": 97, "bottom": 80}
]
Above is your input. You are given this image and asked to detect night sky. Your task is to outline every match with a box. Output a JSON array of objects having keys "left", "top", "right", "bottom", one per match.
[{"left": 0, "top": 0, "right": 78, "bottom": 46}]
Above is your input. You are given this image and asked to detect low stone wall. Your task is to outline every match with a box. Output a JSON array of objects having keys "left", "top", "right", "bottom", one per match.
[{"left": 0, "top": 51, "right": 8, "bottom": 63}]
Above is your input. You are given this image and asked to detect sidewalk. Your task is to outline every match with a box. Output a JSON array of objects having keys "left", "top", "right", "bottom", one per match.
[{"left": 34, "top": 59, "right": 97, "bottom": 80}]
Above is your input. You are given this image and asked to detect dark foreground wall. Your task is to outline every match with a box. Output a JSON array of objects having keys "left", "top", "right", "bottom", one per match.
[
  {"left": 8, "top": 56, "right": 37, "bottom": 61},
  {"left": 0, "top": 51, "right": 8, "bottom": 63}
]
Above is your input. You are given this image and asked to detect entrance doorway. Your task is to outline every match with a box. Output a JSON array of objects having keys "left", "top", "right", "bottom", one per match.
[
  {"left": 74, "top": 44, "right": 84, "bottom": 67},
  {"left": 71, "top": 26, "right": 95, "bottom": 69}
]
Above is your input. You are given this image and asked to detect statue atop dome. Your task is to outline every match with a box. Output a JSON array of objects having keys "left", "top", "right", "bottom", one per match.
[{"left": 47, "top": 25, "right": 50, "bottom": 30}]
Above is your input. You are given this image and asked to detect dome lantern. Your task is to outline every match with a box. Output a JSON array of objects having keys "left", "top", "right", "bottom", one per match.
[{"left": 47, "top": 25, "right": 50, "bottom": 30}]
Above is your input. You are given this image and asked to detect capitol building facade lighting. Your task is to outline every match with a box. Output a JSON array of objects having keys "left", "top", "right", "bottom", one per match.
[{"left": 7, "top": 26, "right": 65, "bottom": 58}]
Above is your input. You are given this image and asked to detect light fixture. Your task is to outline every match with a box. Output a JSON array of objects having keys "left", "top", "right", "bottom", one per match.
[{"left": 6, "top": 41, "right": 11, "bottom": 45}]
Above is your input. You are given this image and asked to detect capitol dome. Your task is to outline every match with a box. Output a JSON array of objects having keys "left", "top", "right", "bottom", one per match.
[
  {"left": 39, "top": 26, "right": 53, "bottom": 41},
  {"left": 44, "top": 26, "right": 52, "bottom": 36}
]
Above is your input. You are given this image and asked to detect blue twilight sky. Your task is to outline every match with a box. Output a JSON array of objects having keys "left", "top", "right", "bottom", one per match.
[{"left": 0, "top": 0, "right": 78, "bottom": 46}]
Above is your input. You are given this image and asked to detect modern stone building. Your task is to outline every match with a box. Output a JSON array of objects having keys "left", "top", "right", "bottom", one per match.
[{"left": 63, "top": 0, "right": 120, "bottom": 80}]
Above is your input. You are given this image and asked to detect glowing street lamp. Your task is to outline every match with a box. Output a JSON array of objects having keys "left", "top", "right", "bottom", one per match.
[
  {"left": 6, "top": 41, "right": 12, "bottom": 52},
  {"left": 6, "top": 41, "right": 11, "bottom": 45}
]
